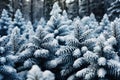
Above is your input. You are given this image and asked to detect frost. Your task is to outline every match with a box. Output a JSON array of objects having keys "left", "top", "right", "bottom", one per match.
[
  {"left": 76, "top": 68, "right": 89, "bottom": 77},
  {"left": 66, "top": 0, "right": 74, "bottom": 4},
  {"left": 7, "top": 55, "right": 18, "bottom": 62},
  {"left": 54, "top": 30, "right": 59, "bottom": 35},
  {"left": 98, "top": 57, "right": 106, "bottom": 66},
  {"left": 73, "top": 58, "right": 84, "bottom": 68},
  {"left": 73, "top": 49, "right": 81, "bottom": 58},
  {"left": 0, "top": 47, "right": 5, "bottom": 53},
  {"left": 103, "top": 45, "right": 113, "bottom": 53},
  {"left": 23, "top": 59, "right": 35, "bottom": 68},
  {"left": 0, "top": 57, "right": 6, "bottom": 64},
  {"left": 27, "top": 65, "right": 55, "bottom": 80},
  {"left": 104, "top": 36, "right": 117, "bottom": 46},
  {"left": 50, "top": 2, "right": 62, "bottom": 16},
  {"left": 43, "top": 70, "right": 55, "bottom": 80},
  {"left": 94, "top": 45, "right": 101, "bottom": 53},
  {"left": 97, "top": 68, "right": 106, "bottom": 78},
  {"left": 81, "top": 46, "right": 88, "bottom": 53},
  {"left": 46, "top": 58, "right": 62, "bottom": 68},
  {"left": 84, "top": 51, "right": 98, "bottom": 63},
  {"left": 27, "top": 65, "right": 43, "bottom": 80},
  {"left": 0, "top": 2, "right": 120, "bottom": 80},
  {"left": 4, "top": 66, "right": 16, "bottom": 73},
  {"left": 34, "top": 49, "right": 49, "bottom": 58}
]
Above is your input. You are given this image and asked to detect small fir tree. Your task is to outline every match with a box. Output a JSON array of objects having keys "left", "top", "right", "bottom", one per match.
[
  {"left": 13, "top": 9, "right": 25, "bottom": 34},
  {"left": 0, "top": 9, "right": 12, "bottom": 36}
]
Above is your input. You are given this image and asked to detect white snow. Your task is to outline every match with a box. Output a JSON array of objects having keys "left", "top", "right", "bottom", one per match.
[
  {"left": 73, "top": 58, "right": 84, "bottom": 68},
  {"left": 73, "top": 49, "right": 81, "bottom": 58},
  {"left": 105, "top": 36, "right": 117, "bottom": 46},
  {"left": 34, "top": 49, "right": 49, "bottom": 58},
  {"left": 98, "top": 57, "right": 106, "bottom": 66},
  {"left": 27, "top": 65, "right": 42, "bottom": 80},
  {"left": 81, "top": 46, "right": 88, "bottom": 53},
  {"left": 103, "top": 45, "right": 113, "bottom": 53},
  {"left": 0, "top": 47, "right": 5, "bottom": 53},
  {"left": 94, "top": 45, "right": 101, "bottom": 53},
  {"left": 4, "top": 66, "right": 16, "bottom": 73},
  {"left": 76, "top": 68, "right": 89, "bottom": 78},
  {"left": 24, "top": 59, "right": 33, "bottom": 67},
  {"left": 97, "top": 68, "right": 106, "bottom": 78},
  {"left": 66, "top": 0, "right": 75, "bottom": 4},
  {"left": 0, "top": 57, "right": 6, "bottom": 64},
  {"left": 43, "top": 70, "right": 55, "bottom": 80}
]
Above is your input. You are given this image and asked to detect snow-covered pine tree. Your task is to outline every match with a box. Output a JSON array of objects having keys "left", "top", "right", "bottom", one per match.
[
  {"left": 43, "top": 0, "right": 55, "bottom": 20},
  {"left": 60, "top": 10, "right": 72, "bottom": 27},
  {"left": 83, "top": 13, "right": 98, "bottom": 28},
  {"left": 7, "top": 27, "right": 26, "bottom": 54},
  {"left": 111, "top": 18, "right": 120, "bottom": 57},
  {"left": 0, "top": 35, "right": 21, "bottom": 80},
  {"left": 95, "top": 14, "right": 111, "bottom": 37},
  {"left": 38, "top": 17, "right": 46, "bottom": 28},
  {"left": 13, "top": 9, "right": 25, "bottom": 34},
  {"left": 107, "top": 0, "right": 120, "bottom": 20},
  {"left": 81, "top": 13, "right": 98, "bottom": 34},
  {"left": 45, "top": 2, "right": 72, "bottom": 45},
  {"left": 0, "top": 9, "right": 12, "bottom": 36},
  {"left": 69, "top": 16, "right": 80, "bottom": 31},
  {"left": 45, "top": 17, "right": 96, "bottom": 79},
  {"left": 72, "top": 33, "right": 120, "bottom": 80},
  {"left": 15, "top": 25, "right": 59, "bottom": 74},
  {"left": 23, "top": 21, "right": 34, "bottom": 40},
  {"left": 27, "top": 65, "right": 55, "bottom": 80}
]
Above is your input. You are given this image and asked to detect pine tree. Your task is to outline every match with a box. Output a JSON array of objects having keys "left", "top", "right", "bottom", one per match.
[
  {"left": 7, "top": 27, "right": 26, "bottom": 54},
  {"left": 27, "top": 65, "right": 55, "bottom": 80},
  {"left": 60, "top": 10, "right": 72, "bottom": 25},
  {"left": 23, "top": 21, "right": 34, "bottom": 40},
  {"left": 95, "top": 14, "right": 111, "bottom": 37},
  {"left": 0, "top": 35, "right": 21, "bottom": 80},
  {"left": 13, "top": 9, "right": 25, "bottom": 34},
  {"left": 43, "top": 0, "right": 56, "bottom": 20},
  {"left": 45, "top": 2, "right": 72, "bottom": 45},
  {"left": 0, "top": 9, "right": 12, "bottom": 36},
  {"left": 81, "top": 13, "right": 98, "bottom": 30},
  {"left": 38, "top": 17, "right": 46, "bottom": 28},
  {"left": 73, "top": 33, "right": 120, "bottom": 80},
  {"left": 15, "top": 25, "right": 59, "bottom": 74},
  {"left": 45, "top": 17, "right": 96, "bottom": 79},
  {"left": 107, "top": 0, "right": 120, "bottom": 20},
  {"left": 111, "top": 18, "right": 120, "bottom": 56}
]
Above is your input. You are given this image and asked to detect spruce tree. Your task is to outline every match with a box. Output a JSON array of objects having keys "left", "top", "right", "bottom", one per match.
[
  {"left": 43, "top": 0, "right": 56, "bottom": 20},
  {"left": 73, "top": 33, "right": 120, "bottom": 80},
  {"left": 27, "top": 65, "right": 55, "bottom": 80},
  {"left": 0, "top": 9, "right": 12, "bottom": 36},
  {"left": 15, "top": 25, "right": 59, "bottom": 74},
  {"left": 0, "top": 32, "right": 21, "bottom": 80},
  {"left": 45, "top": 17, "right": 96, "bottom": 79},
  {"left": 13, "top": 9, "right": 25, "bottom": 34},
  {"left": 45, "top": 2, "right": 72, "bottom": 45}
]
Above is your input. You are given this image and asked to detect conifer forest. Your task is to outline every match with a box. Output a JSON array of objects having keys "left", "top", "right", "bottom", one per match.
[{"left": 1, "top": 0, "right": 120, "bottom": 80}]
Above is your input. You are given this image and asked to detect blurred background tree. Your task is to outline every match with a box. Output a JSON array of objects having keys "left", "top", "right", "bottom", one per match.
[{"left": 0, "top": 0, "right": 115, "bottom": 23}]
